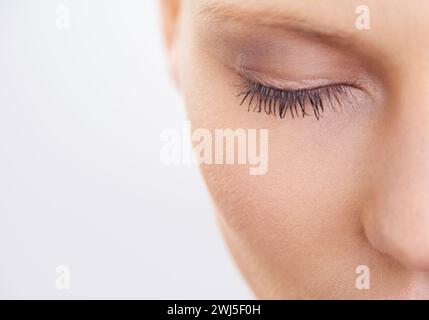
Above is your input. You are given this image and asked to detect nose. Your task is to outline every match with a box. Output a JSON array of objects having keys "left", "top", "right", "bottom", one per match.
[{"left": 362, "top": 86, "right": 429, "bottom": 271}]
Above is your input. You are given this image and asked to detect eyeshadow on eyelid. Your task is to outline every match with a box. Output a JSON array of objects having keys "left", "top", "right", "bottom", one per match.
[{"left": 198, "top": 29, "right": 369, "bottom": 83}]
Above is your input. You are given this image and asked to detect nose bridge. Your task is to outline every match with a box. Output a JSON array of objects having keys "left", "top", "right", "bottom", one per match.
[
  {"left": 362, "top": 78, "right": 429, "bottom": 270},
  {"left": 392, "top": 71, "right": 429, "bottom": 178},
  {"left": 379, "top": 71, "right": 429, "bottom": 196}
]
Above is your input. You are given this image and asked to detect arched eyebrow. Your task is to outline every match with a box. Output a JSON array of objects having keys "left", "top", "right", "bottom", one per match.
[{"left": 197, "top": 1, "right": 363, "bottom": 50}]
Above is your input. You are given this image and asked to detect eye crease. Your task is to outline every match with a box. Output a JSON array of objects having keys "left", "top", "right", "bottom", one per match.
[{"left": 237, "top": 78, "right": 358, "bottom": 120}]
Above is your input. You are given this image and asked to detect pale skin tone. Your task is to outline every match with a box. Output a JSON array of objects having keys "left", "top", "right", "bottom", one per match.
[{"left": 160, "top": 0, "right": 429, "bottom": 299}]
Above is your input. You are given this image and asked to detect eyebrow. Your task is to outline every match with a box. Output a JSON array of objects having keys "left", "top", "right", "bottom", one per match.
[{"left": 197, "top": 1, "right": 362, "bottom": 49}]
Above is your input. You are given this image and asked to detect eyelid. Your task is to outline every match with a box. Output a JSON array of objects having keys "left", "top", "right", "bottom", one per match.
[{"left": 237, "top": 66, "right": 359, "bottom": 92}]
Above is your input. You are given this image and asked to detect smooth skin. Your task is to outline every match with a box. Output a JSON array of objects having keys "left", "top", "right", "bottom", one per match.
[{"left": 160, "top": 0, "right": 429, "bottom": 299}]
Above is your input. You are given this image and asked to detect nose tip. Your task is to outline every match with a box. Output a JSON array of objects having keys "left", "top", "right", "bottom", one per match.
[
  {"left": 386, "top": 234, "right": 429, "bottom": 271},
  {"left": 363, "top": 211, "right": 429, "bottom": 271},
  {"left": 399, "top": 243, "right": 429, "bottom": 270}
]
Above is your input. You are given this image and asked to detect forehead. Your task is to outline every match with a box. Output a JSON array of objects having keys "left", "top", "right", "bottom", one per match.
[
  {"left": 189, "top": 0, "right": 429, "bottom": 65},
  {"left": 192, "top": 0, "right": 427, "bottom": 26}
]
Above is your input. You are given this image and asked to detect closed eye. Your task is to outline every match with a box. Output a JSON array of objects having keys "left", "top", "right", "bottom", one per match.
[{"left": 237, "top": 78, "right": 358, "bottom": 120}]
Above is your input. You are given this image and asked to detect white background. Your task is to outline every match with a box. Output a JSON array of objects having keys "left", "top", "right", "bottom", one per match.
[{"left": 0, "top": 0, "right": 252, "bottom": 299}]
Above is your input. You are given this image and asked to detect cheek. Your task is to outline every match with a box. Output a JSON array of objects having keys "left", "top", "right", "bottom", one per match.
[
  {"left": 179, "top": 42, "right": 379, "bottom": 293},
  {"left": 198, "top": 125, "right": 372, "bottom": 258}
]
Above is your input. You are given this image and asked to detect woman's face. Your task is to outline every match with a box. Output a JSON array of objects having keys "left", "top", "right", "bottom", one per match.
[{"left": 161, "top": 0, "right": 429, "bottom": 299}]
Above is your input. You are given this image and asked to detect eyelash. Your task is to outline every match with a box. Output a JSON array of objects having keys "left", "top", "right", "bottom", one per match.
[{"left": 237, "top": 79, "right": 356, "bottom": 120}]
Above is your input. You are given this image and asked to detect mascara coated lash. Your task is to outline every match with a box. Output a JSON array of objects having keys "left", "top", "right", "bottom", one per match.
[{"left": 238, "top": 78, "right": 356, "bottom": 120}]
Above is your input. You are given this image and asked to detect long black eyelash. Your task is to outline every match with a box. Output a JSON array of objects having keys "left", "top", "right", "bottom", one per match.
[{"left": 237, "top": 80, "right": 353, "bottom": 120}]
